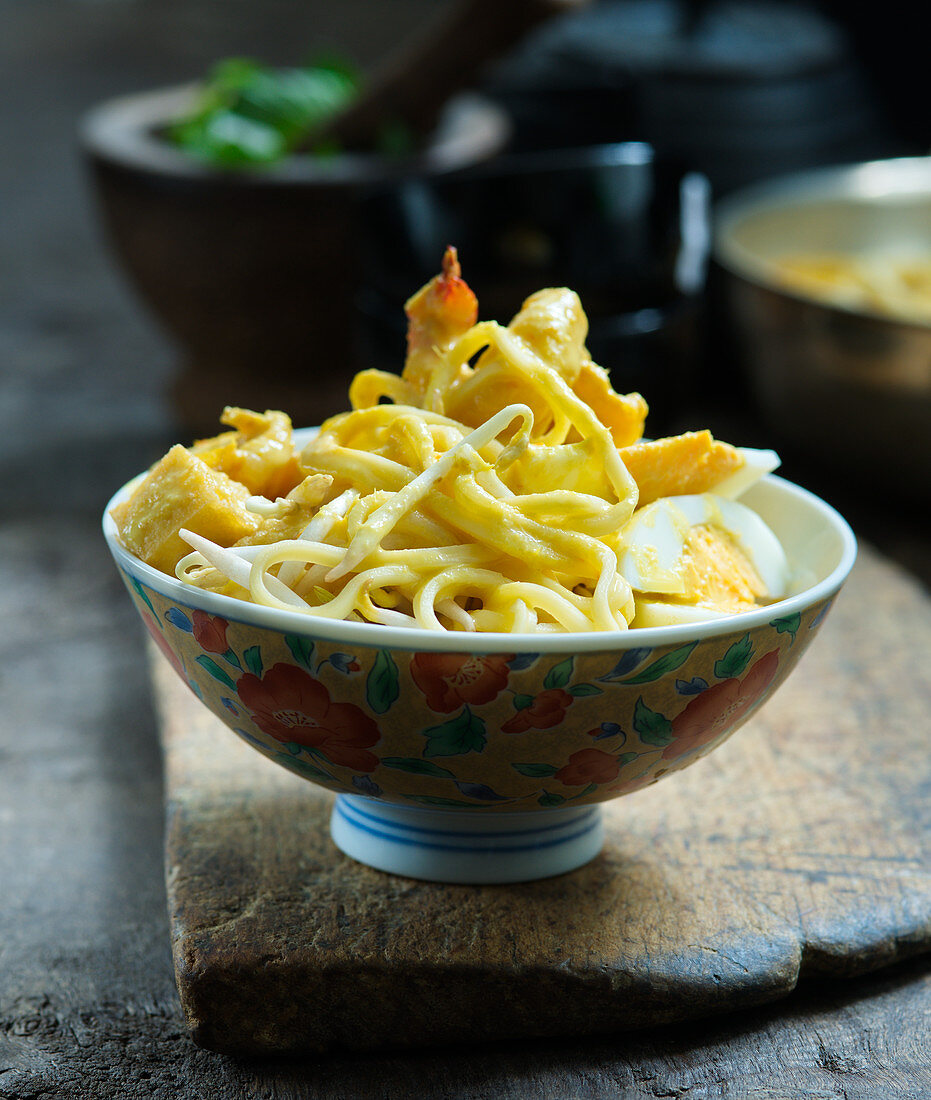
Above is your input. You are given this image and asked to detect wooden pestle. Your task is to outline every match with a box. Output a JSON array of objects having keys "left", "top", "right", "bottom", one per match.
[{"left": 310, "top": 0, "right": 590, "bottom": 152}]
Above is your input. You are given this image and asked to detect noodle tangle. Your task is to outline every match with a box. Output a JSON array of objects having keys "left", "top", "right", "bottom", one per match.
[{"left": 172, "top": 252, "right": 645, "bottom": 632}]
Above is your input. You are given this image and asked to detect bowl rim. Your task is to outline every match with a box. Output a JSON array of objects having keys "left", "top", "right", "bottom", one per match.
[
  {"left": 103, "top": 459, "right": 857, "bottom": 655},
  {"left": 712, "top": 155, "right": 931, "bottom": 331},
  {"left": 79, "top": 82, "right": 510, "bottom": 185}
]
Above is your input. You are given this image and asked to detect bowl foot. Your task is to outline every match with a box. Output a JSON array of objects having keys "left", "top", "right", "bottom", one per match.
[{"left": 330, "top": 795, "right": 604, "bottom": 884}]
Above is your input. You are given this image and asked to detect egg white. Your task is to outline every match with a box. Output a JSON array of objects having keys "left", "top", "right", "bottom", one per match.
[
  {"left": 619, "top": 491, "right": 790, "bottom": 627},
  {"left": 712, "top": 447, "right": 782, "bottom": 499}
]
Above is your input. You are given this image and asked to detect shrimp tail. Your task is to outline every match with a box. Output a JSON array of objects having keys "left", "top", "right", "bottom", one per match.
[{"left": 402, "top": 246, "right": 478, "bottom": 393}]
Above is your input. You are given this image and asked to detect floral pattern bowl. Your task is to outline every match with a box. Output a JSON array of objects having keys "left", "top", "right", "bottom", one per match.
[{"left": 103, "top": 470, "right": 856, "bottom": 883}]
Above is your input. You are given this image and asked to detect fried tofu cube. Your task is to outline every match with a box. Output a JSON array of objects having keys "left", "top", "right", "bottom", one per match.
[{"left": 111, "top": 444, "right": 260, "bottom": 574}]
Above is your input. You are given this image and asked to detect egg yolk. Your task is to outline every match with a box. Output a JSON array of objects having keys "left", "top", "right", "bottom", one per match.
[{"left": 680, "top": 524, "right": 768, "bottom": 611}]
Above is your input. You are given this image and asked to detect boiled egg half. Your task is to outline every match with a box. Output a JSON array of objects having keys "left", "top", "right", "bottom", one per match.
[{"left": 619, "top": 492, "right": 790, "bottom": 628}]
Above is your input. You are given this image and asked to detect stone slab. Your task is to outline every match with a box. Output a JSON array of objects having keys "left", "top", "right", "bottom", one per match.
[{"left": 154, "top": 544, "right": 931, "bottom": 1055}]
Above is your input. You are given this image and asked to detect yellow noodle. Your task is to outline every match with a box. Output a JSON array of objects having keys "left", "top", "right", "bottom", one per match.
[
  {"left": 328, "top": 405, "right": 534, "bottom": 581},
  {"left": 165, "top": 269, "right": 687, "bottom": 633}
]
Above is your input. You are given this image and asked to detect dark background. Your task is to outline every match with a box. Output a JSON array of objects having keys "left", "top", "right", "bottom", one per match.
[{"left": 1, "top": 2, "right": 929, "bottom": 1097}]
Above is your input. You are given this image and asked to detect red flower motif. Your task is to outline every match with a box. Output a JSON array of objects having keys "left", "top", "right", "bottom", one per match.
[
  {"left": 192, "top": 609, "right": 229, "bottom": 654},
  {"left": 555, "top": 748, "right": 620, "bottom": 787},
  {"left": 662, "top": 649, "right": 780, "bottom": 762},
  {"left": 501, "top": 688, "right": 573, "bottom": 734},
  {"left": 237, "top": 663, "right": 381, "bottom": 772},
  {"left": 411, "top": 652, "right": 513, "bottom": 713},
  {"left": 606, "top": 771, "right": 656, "bottom": 796},
  {"left": 141, "top": 612, "right": 186, "bottom": 680}
]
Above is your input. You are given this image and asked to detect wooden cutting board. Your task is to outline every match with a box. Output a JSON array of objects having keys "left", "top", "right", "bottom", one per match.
[{"left": 153, "top": 544, "right": 931, "bottom": 1056}]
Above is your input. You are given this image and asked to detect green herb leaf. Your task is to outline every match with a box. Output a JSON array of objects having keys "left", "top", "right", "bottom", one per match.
[{"left": 167, "top": 56, "right": 361, "bottom": 167}]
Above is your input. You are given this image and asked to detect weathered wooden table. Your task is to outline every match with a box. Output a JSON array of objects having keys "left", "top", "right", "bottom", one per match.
[{"left": 2, "top": 3, "right": 930, "bottom": 1097}]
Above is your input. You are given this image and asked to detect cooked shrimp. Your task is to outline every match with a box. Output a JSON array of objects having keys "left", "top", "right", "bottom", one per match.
[{"left": 402, "top": 245, "right": 478, "bottom": 405}]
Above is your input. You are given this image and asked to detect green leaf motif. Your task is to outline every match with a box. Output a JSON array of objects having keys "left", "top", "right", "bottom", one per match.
[
  {"left": 619, "top": 642, "right": 699, "bottom": 684},
  {"left": 403, "top": 794, "right": 485, "bottom": 808},
  {"left": 222, "top": 647, "right": 242, "bottom": 670},
  {"left": 131, "top": 577, "right": 157, "bottom": 619},
  {"left": 567, "top": 682, "right": 602, "bottom": 697},
  {"left": 381, "top": 757, "right": 456, "bottom": 779},
  {"left": 543, "top": 656, "right": 574, "bottom": 690},
  {"left": 570, "top": 782, "right": 598, "bottom": 799},
  {"left": 618, "top": 752, "right": 640, "bottom": 766},
  {"left": 771, "top": 612, "right": 801, "bottom": 640},
  {"left": 278, "top": 754, "right": 332, "bottom": 783},
  {"left": 195, "top": 654, "right": 236, "bottom": 690},
  {"left": 455, "top": 781, "right": 508, "bottom": 802},
  {"left": 512, "top": 762, "right": 559, "bottom": 777},
  {"left": 422, "top": 706, "right": 486, "bottom": 758},
  {"left": 366, "top": 650, "right": 400, "bottom": 714},
  {"left": 302, "top": 744, "right": 330, "bottom": 763},
  {"left": 714, "top": 633, "right": 753, "bottom": 680},
  {"left": 512, "top": 693, "right": 535, "bottom": 710},
  {"left": 538, "top": 791, "right": 566, "bottom": 807},
  {"left": 285, "top": 635, "right": 314, "bottom": 670},
  {"left": 633, "top": 696, "right": 674, "bottom": 746},
  {"left": 243, "top": 645, "right": 263, "bottom": 677}
]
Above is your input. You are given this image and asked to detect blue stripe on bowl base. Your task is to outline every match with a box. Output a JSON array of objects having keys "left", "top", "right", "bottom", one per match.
[
  {"left": 329, "top": 795, "right": 605, "bottom": 884},
  {"left": 334, "top": 798, "right": 601, "bottom": 853}
]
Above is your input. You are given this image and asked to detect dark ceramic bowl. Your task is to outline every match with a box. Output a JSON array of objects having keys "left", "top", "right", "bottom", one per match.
[
  {"left": 358, "top": 143, "right": 711, "bottom": 433},
  {"left": 80, "top": 84, "right": 509, "bottom": 434}
]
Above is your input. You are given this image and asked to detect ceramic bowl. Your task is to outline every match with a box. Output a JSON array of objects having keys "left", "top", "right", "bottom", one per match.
[
  {"left": 713, "top": 156, "right": 931, "bottom": 499},
  {"left": 103, "top": 449, "right": 856, "bottom": 884},
  {"left": 80, "top": 84, "right": 509, "bottom": 435}
]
